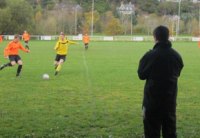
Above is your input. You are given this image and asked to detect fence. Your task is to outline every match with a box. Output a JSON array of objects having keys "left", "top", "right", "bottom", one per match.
[{"left": 2, "top": 35, "right": 200, "bottom": 42}]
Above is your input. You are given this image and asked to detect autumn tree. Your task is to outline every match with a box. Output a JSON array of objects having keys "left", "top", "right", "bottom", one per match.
[
  {"left": 103, "top": 11, "right": 123, "bottom": 35},
  {"left": 83, "top": 11, "right": 100, "bottom": 34}
]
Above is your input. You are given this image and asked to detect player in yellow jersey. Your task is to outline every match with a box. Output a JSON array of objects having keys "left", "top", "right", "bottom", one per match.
[{"left": 54, "top": 32, "right": 78, "bottom": 75}]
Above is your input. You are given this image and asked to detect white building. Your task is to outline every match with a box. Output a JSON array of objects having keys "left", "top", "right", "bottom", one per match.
[{"left": 117, "top": 2, "right": 135, "bottom": 15}]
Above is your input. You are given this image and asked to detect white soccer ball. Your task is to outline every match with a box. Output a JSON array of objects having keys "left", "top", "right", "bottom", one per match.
[{"left": 43, "top": 74, "right": 50, "bottom": 80}]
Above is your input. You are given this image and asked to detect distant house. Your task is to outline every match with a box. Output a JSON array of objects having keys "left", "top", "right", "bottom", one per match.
[{"left": 117, "top": 2, "right": 135, "bottom": 15}]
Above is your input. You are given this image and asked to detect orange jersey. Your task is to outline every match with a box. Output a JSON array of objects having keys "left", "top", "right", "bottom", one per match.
[
  {"left": 83, "top": 35, "right": 90, "bottom": 43},
  {"left": 4, "top": 41, "right": 28, "bottom": 57},
  {"left": 22, "top": 33, "right": 30, "bottom": 41},
  {"left": 0, "top": 35, "right": 3, "bottom": 42}
]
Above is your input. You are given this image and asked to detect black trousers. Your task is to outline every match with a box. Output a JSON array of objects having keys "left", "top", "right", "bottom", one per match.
[{"left": 143, "top": 109, "right": 177, "bottom": 138}]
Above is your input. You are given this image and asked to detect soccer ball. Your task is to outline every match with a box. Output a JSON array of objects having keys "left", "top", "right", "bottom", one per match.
[{"left": 43, "top": 74, "right": 49, "bottom": 80}]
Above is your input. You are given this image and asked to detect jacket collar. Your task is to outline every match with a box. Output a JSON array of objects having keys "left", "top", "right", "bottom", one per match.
[{"left": 153, "top": 41, "right": 172, "bottom": 49}]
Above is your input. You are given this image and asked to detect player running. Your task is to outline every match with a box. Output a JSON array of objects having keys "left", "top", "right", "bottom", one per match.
[
  {"left": 54, "top": 32, "right": 78, "bottom": 76},
  {"left": 0, "top": 34, "right": 30, "bottom": 77},
  {"left": 82, "top": 33, "right": 90, "bottom": 50},
  {"left": 22, "top": 30, "right": 30, "bottom": 50}
]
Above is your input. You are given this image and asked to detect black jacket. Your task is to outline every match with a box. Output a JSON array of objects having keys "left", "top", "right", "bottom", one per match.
[{"left": 138, "top": 41, "right": 184, "bottom": 112}]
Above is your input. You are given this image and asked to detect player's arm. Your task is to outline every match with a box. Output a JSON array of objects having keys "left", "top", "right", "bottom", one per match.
[
  {"left": 28, "top": 34, "right": 30, "bottom": 40},
  {"left": 3, "top": 42, "right": 13, "bottom": 57},
  {"left": 4, "top": 45, "right": 10, "bottom": 58},
  {"left": 19, "top": 44, "right": 30, "bottom": 53},
  {"left": 54, "top": 42, "right": 60, "bottom": 50},
  {"left": 68, "top": 40, "right": 78, "bottom": 45},
  {"left": 22, "top": 34, "right": 24, "bottom": 40}
]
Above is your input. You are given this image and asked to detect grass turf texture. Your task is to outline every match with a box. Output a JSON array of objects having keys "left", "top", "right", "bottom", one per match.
[{"left": 0, "top": 41, "right": 199, "bottom": 137}]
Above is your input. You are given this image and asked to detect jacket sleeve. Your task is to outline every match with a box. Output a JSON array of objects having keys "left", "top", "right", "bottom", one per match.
[{"left": 137, "top": 51, "right": 153, "bottom": 80}]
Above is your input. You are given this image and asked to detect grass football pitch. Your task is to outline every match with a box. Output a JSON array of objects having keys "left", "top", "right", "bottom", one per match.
[{"left": 0, "top": 41, "right": 200, "bottom": 137}]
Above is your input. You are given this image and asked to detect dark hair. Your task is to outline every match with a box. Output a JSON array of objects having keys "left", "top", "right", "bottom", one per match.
[
  {"left": 153, "top": 26, "right": 169, "bottom": 42},
  {"left": 14, "top": 34, "right": 19, "bottom": 39}
]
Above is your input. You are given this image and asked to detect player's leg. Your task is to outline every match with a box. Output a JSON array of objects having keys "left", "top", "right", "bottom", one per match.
[
  {"left": 0, "top": 56, "right": 15, "bottom": 70},
  {"left": 16, "top": 60, "right": 23, "bottom": 77},
  {"left": 15, "top": 55, "right": 23, "bottom": 77},
  {"left": 54, "top": 54, "right": 60, "bottom": 69},
  {"left": 0, "top": 62, "right": 12, "bottom": 70},
  {"left": 25, "top": 41, "right": 30, "bottom": 50},
  {"left": 55, "top": 59, "right": 64, "bottom": 75},
  {"left": 54, "top": 61, "right": 59, "bottom": 69},
  {"left": 85, "top": 43, "right": 88, "bottom": 50}
]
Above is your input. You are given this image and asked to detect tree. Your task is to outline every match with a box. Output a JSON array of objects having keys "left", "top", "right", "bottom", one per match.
[
  {"left": 83, "top": 11, "right": 100, "bottom": 34},
  {"left": 189, "top": 18, "right": 199, "bottom": 36},
  {"left": 105, "top": 18, "right": 123, "bottom": 35},
  {"left": 0, "top": 8, "right": 12, "bottom": 34},
  {"left": 0, "top": 0, "right": 6, "bottom": 8},
  {"left": 6, "top": 0, "right": 34, "bottom": 34},
  {"left": 138, "top": 0, "right": 159, "bottom": 14},
  {"left": 35, "top": 10, "right": 43, "bottom": 34},
  {"left": 103, "top": 11, "right": 123, "bottom": 35},
  {"left": 157, "top": 2, "right": 177, "bottom": 16},
  {"left": 40, "top": 0, "right": 55, "bottom": 10},
  {"left": 75, "top": 0, "right": 110, "bottom": 13}
]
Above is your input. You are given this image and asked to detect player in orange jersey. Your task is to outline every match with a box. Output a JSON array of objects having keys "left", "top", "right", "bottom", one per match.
[
  {"left": 82, "top": 33, "right": 90, "bottom": 50},
  {"left": 22, "top": 30, "right": 30, "bottom": 50},
  {"left": 0, "top": 34, "right": 30, "bottom": 77},
  {"left": 0, "top": 35, "right": 3, "bottom": 43}
]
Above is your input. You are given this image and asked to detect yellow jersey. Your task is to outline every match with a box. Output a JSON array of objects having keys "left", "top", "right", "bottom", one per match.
[{"left": 54, "top": 38, "right": 77, "bottom": 55}]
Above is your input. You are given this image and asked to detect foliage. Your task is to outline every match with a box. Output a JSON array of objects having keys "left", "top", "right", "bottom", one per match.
[
  {"left": 105, "top": 18, "right": 123, "bottom": 35},
  {"left": 76, "top": 0, "right": 110, "bottom": 13},
  {"left": 0, "top": 8, "right": 11, "bottom": 34},
  {"left": 1, "top": 0, "right": 34, "bottom": 34},
  {"left": 157, "top": 2, "right": 178, "bottom": 15},
  {"left": 83, "top": 11, "right": 100, "bottom": 34},
  {"left": 137, "top": 0, "right": 159, "bottom": 14},
  {"left": 0, "top": 0, "right": 6, "bottom": 8},
  {"left": 40, "top": 0, "right": 56, "bottom": 10},
  {"left": 103, "top": 12, "right": 123, "bottom": 35},
  {"left": 0, "top": 0, "right": 200, "bottom": 35}
]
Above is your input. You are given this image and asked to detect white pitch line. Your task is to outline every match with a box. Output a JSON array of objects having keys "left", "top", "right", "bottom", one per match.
[{"left": 82, "top": 51, "right": 92, "bottom": 90}]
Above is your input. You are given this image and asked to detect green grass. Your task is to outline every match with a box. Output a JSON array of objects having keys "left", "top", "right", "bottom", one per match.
[{"left": 0, "top": 40, "right": 200, "bottom": 137}]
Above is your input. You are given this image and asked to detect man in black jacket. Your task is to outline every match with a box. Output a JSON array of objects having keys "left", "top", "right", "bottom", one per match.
[{"left": 138, "top": 26, "right": 184, "bottom": 138}]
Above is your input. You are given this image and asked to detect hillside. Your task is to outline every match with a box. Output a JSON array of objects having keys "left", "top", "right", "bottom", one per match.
[{"left": 0, "top": 0, "right": 199, "bottom": 35}]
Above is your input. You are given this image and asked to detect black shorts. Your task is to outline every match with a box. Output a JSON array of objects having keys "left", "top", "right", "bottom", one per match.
[
  {"left": 24, "top": 41, "right": 29, "bottom": 43},
  {"left": 9, "top": 55, "right": 21, "bottom": 62},
  {"left": 55, "top": 54, "right": 66, "bottom": 62}
]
